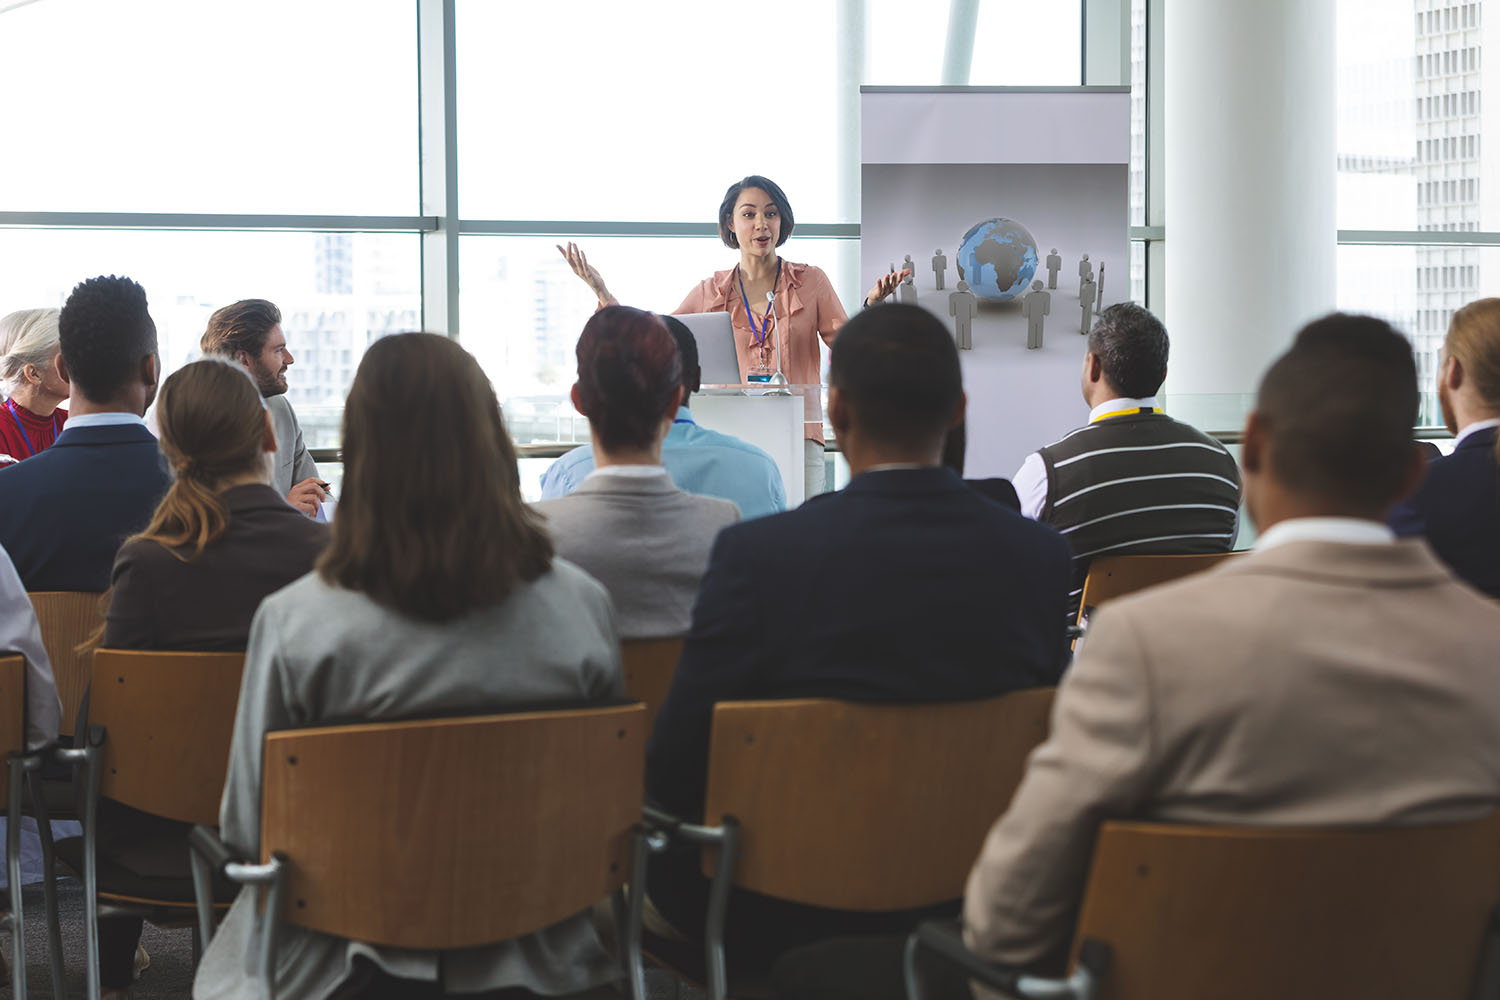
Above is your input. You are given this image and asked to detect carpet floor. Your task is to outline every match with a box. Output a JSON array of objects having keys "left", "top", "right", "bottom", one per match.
[{"left": 1, "top": 879, "right": 703, "bottom": 1000}]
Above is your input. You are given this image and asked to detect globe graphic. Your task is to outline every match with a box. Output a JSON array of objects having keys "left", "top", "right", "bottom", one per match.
[{"left": 955, "top": 217, "right": 1040, "bottom": 302}]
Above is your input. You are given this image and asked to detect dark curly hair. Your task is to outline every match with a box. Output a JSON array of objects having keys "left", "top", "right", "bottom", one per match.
[
  {"left": 574, "top": 306, "right": 682, "bottom": 453},
  {"left": 58, "top": 275, "right": 157, "bottom": 403},
  {"left": 1086, "top": 302, "right": 1169, "bottom": 399}
]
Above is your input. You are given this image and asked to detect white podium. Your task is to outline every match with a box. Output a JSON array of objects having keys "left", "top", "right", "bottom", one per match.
[{"left": 692, "top": 386, "right": 811, "bottom": 506}]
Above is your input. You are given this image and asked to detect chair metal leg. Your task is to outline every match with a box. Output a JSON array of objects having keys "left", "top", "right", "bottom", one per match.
[
  {"left": 27, "top": 769, "right": 65, "bottom": 1000},
  {"left": 255, "top": 861, "right": 286, "bottom": 1000},
  {"left": 611, "top": 828, "right": 649, "bottom": 1000},
  {"left": 903, "top": 932, "right": 924, "bottom": 1000},
  {"left": 190, "top": 848, "right": 218, "bottom": 950},
  {"left": 80, "top": 743, "right": 101, "bottom": 1000},
  {"left": 9, "top": 756, "right": 29, "bottom": 1000},
  {"left": 702, "top": 819, "right": 739, "bottom": 1000}
]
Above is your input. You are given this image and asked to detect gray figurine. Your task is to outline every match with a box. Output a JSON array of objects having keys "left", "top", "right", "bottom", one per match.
[
  {"left": 1079, "top": 274, "right": 1097, "bottom": 333},
  {"left": 932, "top": 249, "right": 948, "bottom": 290},
  {"left": 1095, "top": 260, "right": 1106, "bottom": 312},
  {"left": 1046, "top": 248, "right": 1062, "bottom": 290},
  {"left": 902, "top": 254, "right": 916, "bottom": 278},
  {"left": 949, "top": 280, "right": 977, "bottom": 350},
  {"left": 1022, "top": 280, "right": 1050, "bottom": 350},
  {"left": 899, "top": 269, "right": 918, "bottom": 304},
  {"left": 1078, "top": 254, "right": 1093, "bottom": 298}
]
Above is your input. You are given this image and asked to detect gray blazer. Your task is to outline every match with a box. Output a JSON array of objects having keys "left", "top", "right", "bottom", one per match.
[
  {"left": 266, "top": 394, "right": 319, "bottom": 498},
  {"left": 193, "top": 560, "right": 623, "bottom": 1000},
  {"left": 964, "top": 539, "right": 1500, "bottom": 968},
  {"left": 533, "top": 470, "right": 740, "bottom": 638}
]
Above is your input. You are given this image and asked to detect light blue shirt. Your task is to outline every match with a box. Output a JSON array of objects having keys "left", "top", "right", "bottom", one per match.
[
  {"left": 539, "top": 406, "right": 786, "bottom": 519},
  {"left": 62, "top": 411, "right": 148, "bottom": 429}
]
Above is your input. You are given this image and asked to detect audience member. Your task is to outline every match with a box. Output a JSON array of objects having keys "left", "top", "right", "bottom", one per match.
[
  {"left": 772, "top": 313, "right": 1500, "bottom": 1000},
  {"left": 195, "top": 333, "right": 623, "bottom": 1000},
  {"left": 0, "top": 308, "right": 69, "bottom": 462},
  {"left": 1389, "top": 297, "right": 1500, "bottom": 595},
  {"left": 0, "top": 544, "right": 62, "bottom": 749},
  {"left": 644, "top": 303, "right": 1073, "bottom": 976},
  {"left": 90, "top": 357, "right": 329, "bottom": 998},
  {"left": 541, "top": 315, "right": 787, "bottom": 518},
  {"left": 1012, "top": 302, "right": 1241, "bottom": 619},
  {"left": 534, "top": 307, "right": 739, "bottom": 637},
  {"left": 0, "top": 276, "right": 168, "bottom": 591},
  {"left": 960, "top": 314, "right": 1500, "bottom": 971},
  {"left": 941, "top": 421, "right": 1020, "bottom": 511},
  {"left": 105, "top": 357, "right": 330, "bottom": 648},
  {"left": 200, "top": 299, "right": 326, "bottom": 517}
]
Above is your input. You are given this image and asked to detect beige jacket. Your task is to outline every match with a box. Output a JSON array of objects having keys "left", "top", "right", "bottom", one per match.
[{"left": 963, "top": 539, "right": 1500, "bottom": 967}]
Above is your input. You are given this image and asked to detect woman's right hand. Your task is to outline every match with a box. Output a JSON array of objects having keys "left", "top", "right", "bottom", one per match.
[{"left": 557, "top": 242, "right": 617, "bottom": 307}]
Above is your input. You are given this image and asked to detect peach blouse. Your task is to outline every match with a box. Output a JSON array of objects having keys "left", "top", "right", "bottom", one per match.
[{"left": 674, "top": 260, "right": 847, "bottom": 443}]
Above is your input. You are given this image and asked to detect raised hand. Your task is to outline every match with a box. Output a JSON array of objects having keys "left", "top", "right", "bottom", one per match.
[
  {"left": 556, "top": 242, "right": 617, "bottom": 307},
  {"left": 864, "top": 268, "right": 912, "bottom": 307}
]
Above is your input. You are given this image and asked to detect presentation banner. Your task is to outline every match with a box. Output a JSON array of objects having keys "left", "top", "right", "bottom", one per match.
[{"left": 861, "top": 86, "right": 1130, "bottom": 480}]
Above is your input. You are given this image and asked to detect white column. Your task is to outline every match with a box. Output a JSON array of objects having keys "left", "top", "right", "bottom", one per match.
[
  {"left": 418, "top": 0, "right": 459, "bottom": 338},
  {"left": 1164, "top": 0, "right": 1336, "bottom": 417}
]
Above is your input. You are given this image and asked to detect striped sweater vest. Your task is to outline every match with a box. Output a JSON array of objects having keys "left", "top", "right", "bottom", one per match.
[{"left": 1039, "top": 412, "right": 1241, "bottom": 617}]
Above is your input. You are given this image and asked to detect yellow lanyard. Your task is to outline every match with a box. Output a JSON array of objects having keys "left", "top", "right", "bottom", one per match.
[{"left": 1090, "top": 406, "right": 1163, "bottom": 423}]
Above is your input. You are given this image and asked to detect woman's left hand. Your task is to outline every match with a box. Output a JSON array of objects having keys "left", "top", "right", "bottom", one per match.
[{"left": 864, "top": 269, "right": 912, "bottom": 307}]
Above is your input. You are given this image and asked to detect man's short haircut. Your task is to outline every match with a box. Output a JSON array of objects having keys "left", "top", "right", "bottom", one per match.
[
  {"left": 829, "top": 303, "right": 963, "bottom": 451},
  {"left": 58, "top": 275, "right": 156, "bottom": 403},
  {"left": 1087, "top": 302, "right": 1169, "bottom": 398},
  {"left": 717, "top": 175, "right": 795, "bottom": 248},
  {"left": 200, "top": 299, "right": 281, "bottom": 359},
  {"left": 1256, "top": 313, "right": 1418, "bottom": 511},
  {"left": 575, "top": 306, "right": 682, "bottom": 453},
  {"left": 660, "top": 314, "right": 701, "bottom": 394}
]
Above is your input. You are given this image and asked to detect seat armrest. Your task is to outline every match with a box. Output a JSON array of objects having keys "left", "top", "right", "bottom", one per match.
[
  {"left": 642, "top": 804, "right": 733, "bottom": 847},
  {"left": 189, "top": 824, "right": 240, "bottom": 879},
  {"left": 905, "top": 921, "right": 1111, "bottom": 1000}
]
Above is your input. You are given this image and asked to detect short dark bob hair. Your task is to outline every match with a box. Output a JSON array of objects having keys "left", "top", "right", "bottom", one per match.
[{"left": 718, "top": 175, "right": 795, "bottom": 249}]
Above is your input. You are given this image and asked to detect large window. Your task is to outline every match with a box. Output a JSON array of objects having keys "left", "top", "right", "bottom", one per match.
[
  {"left": 2, "top": 0, "right": 1092, "bottom": 467},
  {"left": 0, "top": 0, "right": 423, "bottom": 459},
  {"left": 1334, "top": 0, "right": 1495, "bottom": 410},
  {"left": 0, "top": 0, "right": 418, "bottom": 214}
]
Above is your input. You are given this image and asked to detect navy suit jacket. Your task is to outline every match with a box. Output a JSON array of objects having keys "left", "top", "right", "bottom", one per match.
[
  {"left": 1389, "top": 426, "right": 1500, "bottom": 597},
  {"left": 0, "top": 422, "right": 170, "bottom": 592},
  {"left": 645, "top": 466, "right": 1073, "bottom": 820}
]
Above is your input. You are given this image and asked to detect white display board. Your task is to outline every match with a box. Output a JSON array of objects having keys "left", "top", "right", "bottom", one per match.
[
  {"left": 693, "top": 389, "right": 806, "bottom": 506},
  {"left": 861, "top": 86, "right": 1130, "bottom": 479}
]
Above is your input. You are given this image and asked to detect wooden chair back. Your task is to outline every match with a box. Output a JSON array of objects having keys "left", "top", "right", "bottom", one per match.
[
  {"left": 88, "top": 650, "right": 247, "bottom": 826},
  {"left": 1069, "top": 813, "right": 1500, "bottom": 1000},
  {"left": 259, "top": 703, "right": 646, "bottom": 950},
  {"left": 700, "top": 690, "right": 1056, "bottom": 911},
  {"left": 1078, "top": 552, "right": 1242, "bottom": 622},
  {"left": 0, "top": 656, "right": 27, "bottom": 802},
  {"left": 621, "top": 637, "right": 684, "bottom": 734},
  {"left": 28, "top": 591, "right": 104, "bottom": 736}
]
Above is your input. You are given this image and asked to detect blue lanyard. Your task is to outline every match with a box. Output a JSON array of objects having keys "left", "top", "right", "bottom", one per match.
[
  {"left": 735, "top": 259, "right": 781, "bottom": 347},
  {"left": 6, "top": 399, "right": 57, "bottom": 458}
]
